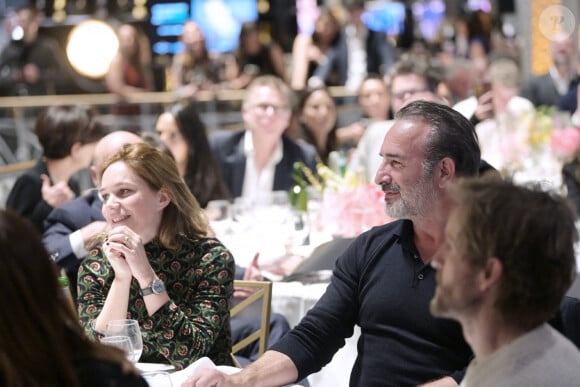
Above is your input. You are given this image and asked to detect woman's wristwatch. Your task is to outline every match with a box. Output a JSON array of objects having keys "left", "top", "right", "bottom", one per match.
[{"left": 140, "top": 276, "right": 166, "bottom": 296}]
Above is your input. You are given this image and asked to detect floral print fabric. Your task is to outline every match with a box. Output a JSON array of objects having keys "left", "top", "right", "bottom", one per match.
[{"left": 77, "top": 236, "right": 235, "bottom": 369}]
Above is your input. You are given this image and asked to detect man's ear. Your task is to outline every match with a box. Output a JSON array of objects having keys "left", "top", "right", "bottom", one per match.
[
  {"left": 90, "top": 165, "right": 99, "bottom": 187},
  {"left": 70, "top": 142, "right": 82, "bottom": 159},
  {"left": 437, "top": 157, "right": 456, "bottom": 185},
  {"left": 157, "top": 188, "right": 171, "bottom": 211},
  {"left": 480, "top": 257, "right": 503, "bottom": 292}
]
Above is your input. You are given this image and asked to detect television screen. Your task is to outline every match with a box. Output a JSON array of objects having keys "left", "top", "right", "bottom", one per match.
[
  {"left": 148, "top": 0, "right": 258, "bottom": 56},
  {"left": 149, "top": 1, "right": 191, "bottom": 55},
  {"left": 190, "top": 0, "right": 258, "bottom": 53}
]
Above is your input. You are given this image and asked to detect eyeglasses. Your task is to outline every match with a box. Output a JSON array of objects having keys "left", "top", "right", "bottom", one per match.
[
  {"left": 391, "top": 88, "right": 429, "bottom": 100},
  {"left": 250, "top": 103, "right": 290, "bottom": 114}
]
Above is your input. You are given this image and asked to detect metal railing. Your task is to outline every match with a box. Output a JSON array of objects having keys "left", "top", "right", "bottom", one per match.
[{"left": 0, "top": 86, "right": 359, "bottom": 166}]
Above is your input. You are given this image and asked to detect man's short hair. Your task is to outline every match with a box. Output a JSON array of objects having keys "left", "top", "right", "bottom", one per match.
[
  {"left": 395, "top": 100, "right": 481, "bottom": 177},
  {"left": 242, "top": 75, "right": 292, "bottom": 109},
  {"left": 450, "top": 176, "right": 578, "bottom": 330},
  {"left": 386, "top": 56, "right": 441, "bottom": 93}
]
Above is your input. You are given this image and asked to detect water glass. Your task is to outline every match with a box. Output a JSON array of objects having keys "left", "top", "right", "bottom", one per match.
[
  {"left": 100, "top": 335, "right": 133, "bottom": 359},
  {"left": 206, "top": 199, "right": 232, "bottom": 222},
  {"left": 105, "top": 319, "right": 143, "bottom": 363}
]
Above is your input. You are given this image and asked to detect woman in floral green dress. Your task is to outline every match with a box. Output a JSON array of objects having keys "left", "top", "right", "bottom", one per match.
[{"left": 77, "top": 142, "right": 235, "bottom": 369}]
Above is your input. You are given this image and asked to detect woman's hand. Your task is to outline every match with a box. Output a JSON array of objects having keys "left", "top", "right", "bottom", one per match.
[{"left": 105, "top": 225, "right": 153, "bottom": 286}]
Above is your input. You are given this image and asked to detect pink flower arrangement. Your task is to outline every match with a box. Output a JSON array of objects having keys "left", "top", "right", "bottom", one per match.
[
  {"left": 550, "top": 127, "right": 580, "bottom": 158},
  {"left": 318, "top": 183, "right": 393, "bottom": 238},
  {"left": 293, "top": 160, "right": 394, "bottom": 238}
]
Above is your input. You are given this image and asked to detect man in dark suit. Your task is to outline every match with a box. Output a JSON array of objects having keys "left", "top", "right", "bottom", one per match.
[
  {"left": 209, "top": 75, "right": 318, "bottom": 199},
  {"left": 520, "top": 35, "right": 575, "bottom": 107}
]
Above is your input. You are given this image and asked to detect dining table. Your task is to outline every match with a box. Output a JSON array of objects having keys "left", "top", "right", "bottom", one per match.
[{"left": 270, "top": 280, "right": 359, "bottom": 387}]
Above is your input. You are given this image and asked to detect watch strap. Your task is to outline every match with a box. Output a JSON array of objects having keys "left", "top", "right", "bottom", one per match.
[{"left": 140, "top": 276, "right": 164, "bottom": 296}]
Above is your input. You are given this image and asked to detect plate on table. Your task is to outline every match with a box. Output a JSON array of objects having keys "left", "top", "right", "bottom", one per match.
[{"left": 136, "top": 363, "right": 175, "bottom": 373}]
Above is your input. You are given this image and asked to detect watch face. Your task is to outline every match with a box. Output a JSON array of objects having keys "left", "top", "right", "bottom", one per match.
[{"left": 152, "top": 278, "right": 165, "bottom": 294}]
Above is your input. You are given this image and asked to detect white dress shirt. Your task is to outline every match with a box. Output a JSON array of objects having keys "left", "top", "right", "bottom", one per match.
[{"left": 241, "top": 130, "right": 283, "bottom": 202}]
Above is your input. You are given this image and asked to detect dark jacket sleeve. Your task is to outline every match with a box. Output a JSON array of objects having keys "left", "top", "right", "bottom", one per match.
[
  {"left": 5, "top": 173, "right": 51, "bottom": 231},
  {"left": 43, "top": 208, "right": 80, "bottom": 269},
  {"left": 270, "top": 236, "right": 361, "bottom": 380}
]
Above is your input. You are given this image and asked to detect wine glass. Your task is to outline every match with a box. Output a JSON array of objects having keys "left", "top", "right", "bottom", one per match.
[
  {"left": 142, "top": 371, "right": 173, "bottom": 387},
  {"left": 206, "top": 199, "right": 233, "bottom": 237},
  {"left": 284, "top": 210, "right": 311, "bottom": 255},
  {"left": 105, "top": 319, "right": 143, "bottom": 363},
  {"left": 100, "top": 335, "right": 133, "bottom": 361}
]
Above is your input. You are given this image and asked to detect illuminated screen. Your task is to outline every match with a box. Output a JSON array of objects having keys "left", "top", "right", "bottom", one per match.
[
  {"left": 149, "top": 1, "right": 191, "bottom": 55},
  {"left": 412, "top": 0, "right": 446, "bottom": 41},
  {"left": 148, "top": 0, "right": 257, "bottom": 55},
  {"left": 190, "top": 0, "right": 258, "bottom": 53},
  {"left": 361, "top": 1, "right": 405, "bottom": 35}
]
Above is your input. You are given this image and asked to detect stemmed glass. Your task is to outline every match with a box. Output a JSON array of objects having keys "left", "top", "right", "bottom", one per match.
[
  {"left": 284, "top": 209, "right": 311, "bottom": 255},
  {"left": 100, "top": 335, "right": 133, "bottom": 360},
  {"left": 104, "top": 319, "right": 143, "bottom": 363},
  {"left": 206, "top": 199, "right": 233, "bottom": 237}
]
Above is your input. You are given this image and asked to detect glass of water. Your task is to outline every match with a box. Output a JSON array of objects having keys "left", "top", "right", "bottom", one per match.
[{"left": 104, "top": 319, "right": 143, "bottom": 363}]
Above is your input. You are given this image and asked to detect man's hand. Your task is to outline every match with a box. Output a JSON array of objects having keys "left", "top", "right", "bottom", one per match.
[
  {"left": 40, "top": 174, "right": 75, "bottom": 208},
  {"left": 234, "top": 253, "right": 262, "bottom": 298},
  {"left": 473, "top": 90, "right": 494, "bottom": 122},
  {"left": 80, "top": 220, "right": 107, "bottom": 247},
  {"left": 337, "top": 122, "right": 366, "bottom": 146},
  {"left": 417, "top": 376, "right": 459, "bottom": 387},
  {"left": 181, "top": 368, "right": 234, "bottom": 387}
]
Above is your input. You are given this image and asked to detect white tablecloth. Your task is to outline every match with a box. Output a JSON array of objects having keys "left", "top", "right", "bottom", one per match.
[{"left": 271, "top": 281, "right": 360, "bottom": 387}]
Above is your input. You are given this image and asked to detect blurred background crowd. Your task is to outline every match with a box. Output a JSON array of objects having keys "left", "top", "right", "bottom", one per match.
[{"left": 0, "top": 0, "right": 579, "bottom": 210}]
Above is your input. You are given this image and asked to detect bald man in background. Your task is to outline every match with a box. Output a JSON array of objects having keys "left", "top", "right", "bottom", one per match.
[{"left": 43, "top": 130, "right": 143, "bottom": 295}]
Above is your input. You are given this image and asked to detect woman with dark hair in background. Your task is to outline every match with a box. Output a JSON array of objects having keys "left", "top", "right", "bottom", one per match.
[
  {"left": 290, "top": 8, "right": 348, "bottom": 90},
  {"left": 226, "top": 21, "right": 288, "bottom": 90},
  {"left": 155, "top": 102, "right": 231, "bottom": 208},
  {"left": 297, "top": 85, "right": 339, "bottom": 163},
  {"left": 105, "top": 23, "right": 154, "bottom": 118},
  {"left": 170, "top": 21, "right": 223, "bottom": 98},
  {"left": 5, "top": 104, "right": 106, "bottom": 230},
  {"left": 0, "top": 209, "right": 147, "bottom": 387}
]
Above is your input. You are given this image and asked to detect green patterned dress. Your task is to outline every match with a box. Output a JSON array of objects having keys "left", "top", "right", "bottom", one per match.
[{"left": 77, "top": 236, "right": 235, "bottom": 369}]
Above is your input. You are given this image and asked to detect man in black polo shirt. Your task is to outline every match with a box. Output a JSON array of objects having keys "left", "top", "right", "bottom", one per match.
[{"left": 186, "top": 101, "right": 478, "bottom": 386}]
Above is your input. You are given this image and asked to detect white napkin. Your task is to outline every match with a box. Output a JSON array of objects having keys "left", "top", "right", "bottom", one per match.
[{"left": 169, "top": 357, "right": 217, "bottom": 386}]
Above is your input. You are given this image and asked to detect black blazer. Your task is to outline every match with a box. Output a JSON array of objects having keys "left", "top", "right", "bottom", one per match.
[
  {"left": 5, "top": 159, "right": 80, "bottom": 231},
  {"left": 209, "top": 130, "right": 318, "bottom": 198},
  {"left": 43, "top": 189, "right": 103, "bottom": 274}
]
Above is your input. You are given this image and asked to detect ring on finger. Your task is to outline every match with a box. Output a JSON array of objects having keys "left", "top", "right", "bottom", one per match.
[{"left": 124, "top": 235, "right": 129, "bottom": 243}]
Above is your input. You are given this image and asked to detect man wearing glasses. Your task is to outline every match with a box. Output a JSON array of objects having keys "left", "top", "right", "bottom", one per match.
[{"left": 209, "top": 75, "right": 317, "bottom": 201}]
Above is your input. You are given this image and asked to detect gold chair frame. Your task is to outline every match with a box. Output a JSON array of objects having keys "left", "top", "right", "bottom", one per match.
[{"left": 230, "top": 280, "right": 272, "bottom": 366}]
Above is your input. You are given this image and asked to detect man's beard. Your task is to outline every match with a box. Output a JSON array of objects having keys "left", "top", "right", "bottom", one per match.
[
  {"left": 430, "top": 282, "right": 483, "bottom": 320},
  {"left": 384, "top": 172, "right": 438, "bottom": 219}
]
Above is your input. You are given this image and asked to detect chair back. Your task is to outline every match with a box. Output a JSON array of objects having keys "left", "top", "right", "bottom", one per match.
[{"left": 230, "top": 280, "right": 272, "bottom": 365}]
